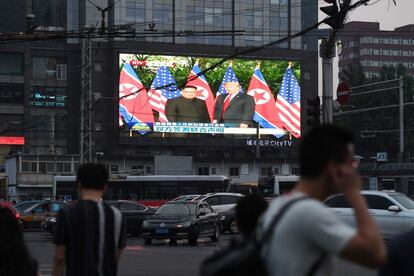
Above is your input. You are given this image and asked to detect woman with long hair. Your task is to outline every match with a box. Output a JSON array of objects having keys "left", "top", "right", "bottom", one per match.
[{"left": 0, "top": 207, "right": 38, "bottom": 276}]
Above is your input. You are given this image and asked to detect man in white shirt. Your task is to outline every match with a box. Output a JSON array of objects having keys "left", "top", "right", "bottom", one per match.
[{"left": 261, "top": 124, "right": 386, "bottom": 276}]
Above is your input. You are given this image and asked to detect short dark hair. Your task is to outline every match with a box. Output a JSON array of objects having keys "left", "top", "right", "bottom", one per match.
[
  {"left": 300, "top": 124, "right": 354, "bottom": 179},
  {"left": 76, "top": 163, "right": 109, "bottom": 190},
  {"left": 181, "top": 85, "right": 197, "bottom": 90},
  {"left": 236, "top": 194, "right": 268, "bottom": 236}
]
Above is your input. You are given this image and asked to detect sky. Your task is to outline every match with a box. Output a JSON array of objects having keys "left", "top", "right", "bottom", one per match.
[{"left": 318, "top": 0, "right": 413, "bottom": 98}]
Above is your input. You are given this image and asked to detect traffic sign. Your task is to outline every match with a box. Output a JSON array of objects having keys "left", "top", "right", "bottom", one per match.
[{"left": 337, "top": 81, "right": 350, "bottom": 105}]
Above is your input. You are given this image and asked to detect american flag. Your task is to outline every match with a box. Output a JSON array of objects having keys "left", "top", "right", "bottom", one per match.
[
  {"left": 217, "top": 64, "right": 243, "bottom": 96},
  {"left": 276, "top": 67, "right": 301, "bottom": 137},
  {"left": 148, "top": 66, "right": 180, "bottom": 122}
]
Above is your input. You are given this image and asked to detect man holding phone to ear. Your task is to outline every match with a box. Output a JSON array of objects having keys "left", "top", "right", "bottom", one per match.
[{"left": 260, "top": 125, "right": 386, "bottom": 276}]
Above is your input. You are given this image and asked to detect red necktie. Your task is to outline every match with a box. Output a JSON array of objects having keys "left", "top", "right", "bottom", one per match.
[{"left": 222, "top": 95, "right": 232, "bottom": 119}]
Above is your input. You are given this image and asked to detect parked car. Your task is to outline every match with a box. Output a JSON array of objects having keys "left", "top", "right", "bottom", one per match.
[
  {"left": 218, "top": 206, "right": 240, "bottom": 234},
  {"left": 107, "top": 200, "right": 156, "bottom": 235},
  {"left": 325, "top": 190, "right": 414, "bottom": 240},
  {"left": 16, "top": 201, "right": 69, "bottom": 230},
  {"left": 195, "top": 193, "right": 243, "bottom": 213},
  {"left": 142, "top": 201, "right": 221, "bottom": 245}
]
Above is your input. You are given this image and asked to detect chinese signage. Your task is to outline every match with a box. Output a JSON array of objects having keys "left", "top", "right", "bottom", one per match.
[
  {"left": 246, "top": 139, "right": 293, "bottom": 147},
  {"left": 30, "top": 87, "right": 66, "bottom": 108}
]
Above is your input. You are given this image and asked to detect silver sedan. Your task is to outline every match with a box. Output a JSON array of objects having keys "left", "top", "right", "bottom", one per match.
[{"left": 325, "top": 190, "right": 414, "bottom": 240}]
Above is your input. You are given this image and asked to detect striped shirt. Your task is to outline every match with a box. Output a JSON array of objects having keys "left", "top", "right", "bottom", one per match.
[{"left": 54, "top": 200, "right": 126, "bottom": 276}]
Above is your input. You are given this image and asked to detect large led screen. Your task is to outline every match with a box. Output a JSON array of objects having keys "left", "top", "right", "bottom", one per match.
[{"left": 119, "top": 54, "right": 301, "bottom": 138}]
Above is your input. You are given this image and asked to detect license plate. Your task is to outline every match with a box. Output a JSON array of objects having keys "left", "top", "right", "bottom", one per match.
[{"left": 155, "top": 228, "right": 169, "bottom": 234}]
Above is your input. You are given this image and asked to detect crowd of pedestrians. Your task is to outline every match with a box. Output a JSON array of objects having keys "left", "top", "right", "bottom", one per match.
[{"left": 2, "top": 124, "right": 414, "bottom": 276}]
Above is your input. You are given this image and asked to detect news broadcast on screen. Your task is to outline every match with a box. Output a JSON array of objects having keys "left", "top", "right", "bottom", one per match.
[{"left": 119, "top": 53, "right": 301, "bottom": 138}]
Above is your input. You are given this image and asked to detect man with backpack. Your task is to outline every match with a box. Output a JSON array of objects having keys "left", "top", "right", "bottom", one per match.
[
  {"left": 52, "top": 163, "right": 126, "bottom": 276},
  {"left": 260, "top": 125, "right": 386, "bottom": 275}
]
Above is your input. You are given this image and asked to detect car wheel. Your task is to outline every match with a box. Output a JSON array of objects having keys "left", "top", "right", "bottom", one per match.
[
  {"left": 229, "top": 219, "right": 240, "bottom": 234},
  {"left": 144, "top": 238, "right": 152, "bottom": 246},
  {"left": 211, "top": 224, "right": 220, "bottom": 242},
  {"left": 189, "top": 225, "right": 199, "bottom": 245}
]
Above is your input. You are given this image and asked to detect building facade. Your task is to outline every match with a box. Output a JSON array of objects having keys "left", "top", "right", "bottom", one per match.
[
  {"left": 339, "top": 21, "right": 414, "bottom": 79},
  {"left": 1, "top": 0, "right": 318, "bottom": 199}
]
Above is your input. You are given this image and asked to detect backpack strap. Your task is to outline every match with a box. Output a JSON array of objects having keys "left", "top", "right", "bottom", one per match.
[{"left": 258, "top": 196, "right": 308, "bottom": 249}]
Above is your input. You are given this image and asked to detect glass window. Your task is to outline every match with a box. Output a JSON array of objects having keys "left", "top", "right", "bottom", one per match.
[
  {"left": 64, "top": 163, "right": 71, "bottom": 172},
  {"left": 21, "top": 162, "right": 29, "bottom": 172},
  {"left": 220, "top": 195, "right": 240, "bottom": 205},
  {"left": 56, "top": 162, "right": 64, "bottom": 172},
  {"left": 389, "top": 194, "right": 414, "bottom": 209},
  {"left": 260, "top": 167, "right": 273, "bottom": 177},
  {"left": 205, "top": 196, "right": 220, "bottom": 206},
  {"left": 56, "top": 64, "right": 67, "bottom": 80},
  {"left": 325, "top": 195, "right": 350, "bottom": 208},
  {"left": 364, "top": 195, "right": 394, "bottom": 210},
  {"left": 203, "top": 205, "right": 212, "bottom": 214},
  {"left": 0, "top": 53, "right": 24, "bottom": 75},
  {"left": 110, "top": 165, "right": 118, "bottom": 172},
  {"left": 47, "top": 162, "right": 54, "bottom": 172},
  {"left": 120, "top": 203, "right": 138, "bottom": 211},
  {"left": 39, "top": 162, "right": 47, "bottom": 173},
  {"left": 33, "top": 57, "right": 46, "bottom": 79},
  {"left": 211, "top": 167, "right": 217, "bottom": 175},
  {"left": 31, "top": 162, "right": 38, "bottom": 172},
  {"left": 229, "top": 167, "right": 240, "bottom": 177},
  {"left": 198, "top": 167, "right": 209, "bottom": 175},
  {"left": 156, "top": 203, "right": 196, "bottom": 215}
]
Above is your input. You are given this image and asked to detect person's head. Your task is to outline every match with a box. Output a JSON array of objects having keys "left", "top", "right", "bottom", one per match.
[
  {"left": 223, "top": 81, "right": 240, "bottom": 94},
  {"left": 77, "top": 163, "right": 109, "bottom": 191},
  {"left": 236, "top": 194, "right": 268, "bottom": 236},
  {"left": 180, "top": 85, "right": 198, "bottom": 99},
  {"left": 299, "top": 124, "right": 355, "bottom": 194}
]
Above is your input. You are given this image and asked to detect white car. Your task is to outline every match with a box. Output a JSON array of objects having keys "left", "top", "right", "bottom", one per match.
[
  {"left": 195, "top": 193, "right": 244, "bottom": 213},
  {"left": 325, "top": 190, "right": 414, "bottom": 240}
]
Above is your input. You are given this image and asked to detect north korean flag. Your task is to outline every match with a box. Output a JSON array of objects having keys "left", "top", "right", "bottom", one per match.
[
  {"left": 186, "top": 63, "right": 215, "bottom": 122},
  {"left": 247, "top": 66, "right": 284, "bottom": 138},
  {"left": 119, "top": 62, "right": 154, "bottom": 133}
]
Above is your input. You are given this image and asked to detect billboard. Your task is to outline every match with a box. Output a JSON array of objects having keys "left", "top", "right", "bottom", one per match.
[{"left": 119, "top": 54, "right": 301, "bottom": 138}]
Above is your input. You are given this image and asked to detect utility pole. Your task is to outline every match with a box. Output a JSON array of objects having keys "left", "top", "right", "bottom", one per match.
[
  {"left": 319, "top": 0, "right": 351, "bottom": 123},
  {"left": 399, "top": 76, "right": 404, "bottom": 162},
  {"left": 80, "top": 0, "right": 120, "bottom": 164},
  {"left": 320, "top": 38, "right": 336, "bottom": 123},
  {"left": 80, "top": 32, "right": 92, "bottom": 164}
]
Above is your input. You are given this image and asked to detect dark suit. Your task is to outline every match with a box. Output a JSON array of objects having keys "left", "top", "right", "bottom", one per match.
[
  {"left": 213, "top": 93, "right": 255, "bottom": 126},
  {"left": 165, "top": 96, "right": 210, "bottom": 123}
]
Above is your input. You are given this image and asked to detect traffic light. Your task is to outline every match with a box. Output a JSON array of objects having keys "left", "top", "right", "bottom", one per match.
[
  {"left": 320, "top": 0, "right": 343, "bottom": 29},
  {"left": 307, "top": 96, "right": 320, "bottom": 126}
]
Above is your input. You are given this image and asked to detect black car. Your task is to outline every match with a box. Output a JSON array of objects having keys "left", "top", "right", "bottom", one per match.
[
  {"left": 218, "top": 206, "right": 240, "bottom": 234},
  {"left": 107, "top": 200, "right": 156, "bottom": 235},
  {"left": 142, "top": 201, "right": 221, "bottom": 245}
]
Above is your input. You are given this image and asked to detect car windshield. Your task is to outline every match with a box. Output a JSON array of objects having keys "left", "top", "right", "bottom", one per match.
[
  {"left": 15, "top": 201, "right": 40, "bottom": 212},
  {"left": 389, "top": 194, "right": 414, "bottom": 209},
  {"left": 155, "top": 204, "right": 196, "bottom": 215}
]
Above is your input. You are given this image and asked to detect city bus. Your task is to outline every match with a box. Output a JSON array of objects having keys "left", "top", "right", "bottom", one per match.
[
  {"left": 259, "top": 175, "right": 300, "bottom": 197},
  {"left": 53, "top": 175, "right": 230, "bottom": 204}
]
